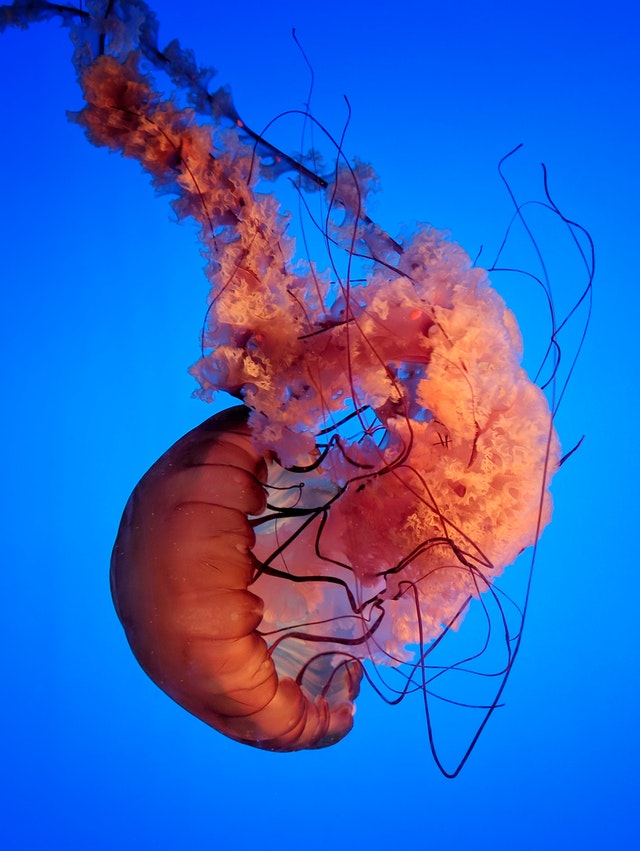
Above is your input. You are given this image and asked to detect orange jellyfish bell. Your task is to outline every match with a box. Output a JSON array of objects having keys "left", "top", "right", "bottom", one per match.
[{"left": 111, "top": 406, "right": 362, "bottom": 750}]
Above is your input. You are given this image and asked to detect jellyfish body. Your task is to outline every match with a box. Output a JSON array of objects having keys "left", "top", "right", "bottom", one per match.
[
  {"left": 1, "top": 0, "right": 592, "bottom": 770},
  {"left": 74, "top": 9, "right": 559, "bottom": 755}
]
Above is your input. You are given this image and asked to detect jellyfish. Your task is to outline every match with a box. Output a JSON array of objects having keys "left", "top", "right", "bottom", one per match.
[{"left": 2, "top": 0, "right": 592, "bottom": 775}]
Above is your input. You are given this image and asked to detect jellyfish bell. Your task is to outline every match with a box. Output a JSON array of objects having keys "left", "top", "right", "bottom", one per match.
[{"left": 110, "top": 405, "right": 363, "bottom": 750}]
